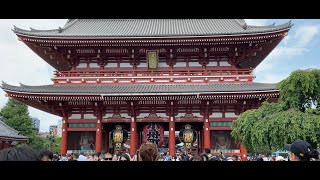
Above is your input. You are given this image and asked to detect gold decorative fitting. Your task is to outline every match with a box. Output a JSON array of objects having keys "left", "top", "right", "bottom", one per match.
[
  {"left": 179, "top": 124, "right": 197, "bottom": 149},
  {"left": 113, "top": 125, "right": 123, "bottom": 149}
]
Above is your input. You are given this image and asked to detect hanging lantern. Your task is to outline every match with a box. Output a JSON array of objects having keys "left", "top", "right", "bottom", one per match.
[
  {"left": 143, "top": 123, "right": 164, "bottom": 147},
  {"left": 179, "top": 124, "right": 197, "bottom": 149},
  {"left": 110, "top": 125, "right": 128, "bottom": 150}
]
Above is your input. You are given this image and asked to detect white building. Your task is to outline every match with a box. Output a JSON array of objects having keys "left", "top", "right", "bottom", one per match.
[{"left": 57, "top": 119, "right": 62, "bottom": 137}]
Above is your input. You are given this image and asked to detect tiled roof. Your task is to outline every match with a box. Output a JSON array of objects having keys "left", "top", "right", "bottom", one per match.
[
  {"left": 1, "top": 82, "right": 278, "bottom": 95},
  {"left": 13, "top": 19, "right": 292, "bottom": 38},
  {"left": 0, "top": 118, "right": 29, "bottom": 141}
]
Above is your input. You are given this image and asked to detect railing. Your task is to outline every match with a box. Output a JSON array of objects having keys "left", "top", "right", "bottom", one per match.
[
  {"left": 54, "top": 69, "right": 252, "bottom": 78},
  {"left": 211, "top": 149, "right": 240, "bottom": 153}
]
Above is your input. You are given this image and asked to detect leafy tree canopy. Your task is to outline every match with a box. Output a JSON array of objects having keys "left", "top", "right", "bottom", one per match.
[
  {"left": 0, "top": 98, "right": 61, "bottom": 153},
  {"left": 232, "top": 69, "right": 320, "bottom": 153},
  {"left": 278, "top": 69, "right": 320, "bottom": 111}
]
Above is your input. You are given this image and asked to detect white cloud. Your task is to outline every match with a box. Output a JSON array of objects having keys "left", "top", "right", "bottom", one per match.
[
  {"left": 0, "top": 19, "right": 66, "bottom": 132},
  {"left": 283, "top": 34, "right": 291, "bottom": 46},
  {"left": 268, "top": 47, "right": 307, "bottom": 59},
  {"left": 255, "top": 47, "right": 306, "bottom": 74},
  {"left": 294, "top": 25, "right": 320, "bottom": 47},
  {"left": 255, "top": 23, "right": 320, "bottom": 77},
  {"left": 255, "top": 74, "right": 289, "bottom": 83}
]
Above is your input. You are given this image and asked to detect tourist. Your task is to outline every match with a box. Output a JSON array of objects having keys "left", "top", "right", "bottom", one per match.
[
  {"left": 284, "top": 139, "right": 319, "bottom": 161},
  {"left": 77, "top": 151, "right": 87, "bottom": 161},
  {"left": 52, "top": 154, "right": 60, "bottom": 161},
  {"left": 60, "top": 154, "right": 68, "bottom": 161},
  {"left": 139, "top": 142, "right": 159, "bottom": 161},
  {"left": 119, "top": 153, "right": 131, "bottom": 161},
  {"left": 112, "top": 154, "right": 118, "bottom": 161},
  {"left": 102, "top": 153, "right": 113, "bottom": 161},
  {"left": 39, "top": 149, "right": 53, "bottom": 161},
  {"left": 72, "top": 153, "right": 79, "bottom": 161},
  {"left": 93, "top": 153, "right": 100, "bottom": 161}
]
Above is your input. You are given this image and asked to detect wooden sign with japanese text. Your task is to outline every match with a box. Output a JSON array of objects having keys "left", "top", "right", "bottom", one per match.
[{"left": 147, "top": 50, "right": 158, "bottom": 69}]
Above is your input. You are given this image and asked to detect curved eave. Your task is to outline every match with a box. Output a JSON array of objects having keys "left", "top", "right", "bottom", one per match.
[
  {"left": 1, "top": 81, "right": 280, "bottom": 100},
  {"left": 13, "top": 27, "right": 291, "bottom": 40},
  {"left": 1, "top": 84, "right": 279, "bottom": 97},
  {"left": 3, "top": 89, "right": 279, "bottom": 96}
]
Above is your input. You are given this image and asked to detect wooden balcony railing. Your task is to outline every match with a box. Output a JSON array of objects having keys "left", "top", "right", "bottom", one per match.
[{"left": 54, "top": 69, "right": 252, "bottom": 78}]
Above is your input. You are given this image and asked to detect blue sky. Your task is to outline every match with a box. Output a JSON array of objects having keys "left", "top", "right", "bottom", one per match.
[{"left": 0, "top": 19, "right": 319, "bottom": 132}]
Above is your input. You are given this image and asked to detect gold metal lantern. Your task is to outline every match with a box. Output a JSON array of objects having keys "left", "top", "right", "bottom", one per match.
[
  {"left": 179, "top": 124, "right": 197, "bottom": 149},
  {"left": 111, "top": 125, "right": 128, "bottom": 150}
]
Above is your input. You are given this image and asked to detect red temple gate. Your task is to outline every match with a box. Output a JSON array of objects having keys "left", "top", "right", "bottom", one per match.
[{"left": 2, "top": 19, "right": 291, "bottom": 159}]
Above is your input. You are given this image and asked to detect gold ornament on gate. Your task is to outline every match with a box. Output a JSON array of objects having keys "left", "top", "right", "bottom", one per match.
[
  {"left": 179, "top": 124, "right": 197, "bottom": 149},
  {"left": 112, "top": 125, "right": 123, "bottom": 149}
]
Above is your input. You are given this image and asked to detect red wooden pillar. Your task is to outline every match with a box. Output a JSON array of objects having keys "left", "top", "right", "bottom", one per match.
[
  {"left": 60, "top": 116, "right": 68, "bottom": 155},
  {"left": 95, "top": 113, "right": 102, "bottom": 153},
  {"left": 105, "top": 130, "right": 109, "bottom": 153},
  {"left": 169, "top": 116, "right": 176, "bottom": 156},
  {"left": 130, "top": 116, "right": 137, "bottom": 155},
  {"left": 240, "top": 144, "right": 248, "bottom": 161},
  {"left": 203, "top": 118, "right": 211, "bottom": 149}
]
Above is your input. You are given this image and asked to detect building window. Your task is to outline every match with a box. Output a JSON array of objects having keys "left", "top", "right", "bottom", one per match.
[
  {"left": 175, "top": 62, "right": 187, "bottom": 67},
  {"left": 188, "top": 62, "right": 202, "bottom": 67},
  {"left": 89, "top": 63, "right": 101, "bottom": 68},
  {"left": 219, "top": 61, "right": 231, "bottom": 66},
  {"left": 225, "top": 112, "right": 238, "bottom": 118},
  {"left": 211, "top": 112, "right": 223, "bottom": 118},
  {"left": 207, "top": 61, "right": 218, "bottom": 66},
  {"left": 106, "top": 63, "right": 118, "bottom": 68},
  {"left": 83, "top": 114, "right": 96, "bottom": 119},
  {"left": 77, "top": 63, "right": 88, "bottom": 68},
  {"left": 69, "top": 114, "right": 81, "bottom": 119},
  {"left": 68, "top": 123, "right": 96, "bottom": 128},
  {"left": 210, "top": 122, "right": 233, "bottom": 127}
]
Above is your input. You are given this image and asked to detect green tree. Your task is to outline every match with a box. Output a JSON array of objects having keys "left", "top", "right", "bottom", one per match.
[
  {"left": 278, "top": 69, "right": 320, "bottom": 111},
  {"left": 232, "top": 69, "right": 320, "bottom": 153},
  {"left": 28, "top": 133, "right": 46, "bottom": 151},
  {"left": 45, "top": 136, "right": 61, "bottom": 154},
  {"left": 231, "top": 102, "right": 286, "bottom": 153},
  {"left": 0, "top": 98, "right": 33, "bottom": 136},
  {"left": 0, "top": 98, "right": 61, "bottom": 153}
]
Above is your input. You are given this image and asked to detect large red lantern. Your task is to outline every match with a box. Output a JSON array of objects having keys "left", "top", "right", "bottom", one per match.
[{"left": 143, "top": 123, "right": 164, "bottom": 147}]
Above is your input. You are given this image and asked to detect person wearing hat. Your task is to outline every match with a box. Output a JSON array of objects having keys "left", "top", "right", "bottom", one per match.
[{"left": 284, "top": 140, "right": 319, "bottom": 161}]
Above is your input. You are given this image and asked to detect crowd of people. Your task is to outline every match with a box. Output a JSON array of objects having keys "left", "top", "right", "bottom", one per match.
[{"left": 0, "top": 140, "right": 318, "bottom": 161}]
